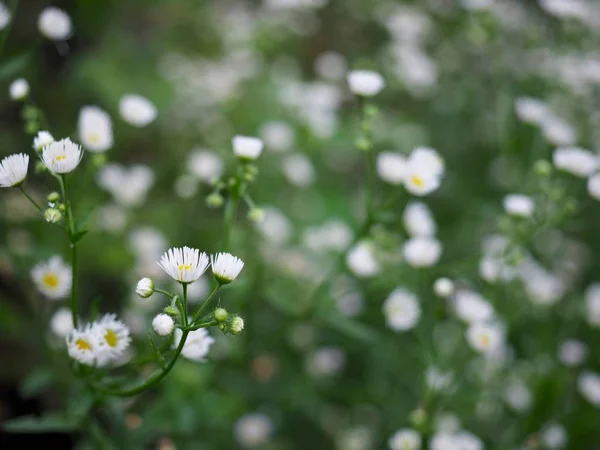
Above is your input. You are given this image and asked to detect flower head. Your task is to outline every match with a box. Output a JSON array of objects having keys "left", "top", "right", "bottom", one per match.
[
  {"left": 152, "top": 313, "right": 174, "bottom": 336},
  {"left": 66, "top": 326, "right": 100, "bottom": 366},
  {"left": 376, "top": 152, "right": 407, "bottom": 185},
  {"left": 33, "top": 130, "right": 54, "bottom": 152},
  {"left": 403, "top": 147, "right": 444, "bottom": 196},
  {"left": 0, "top": 2, "right": 11, "bottom": 31},
  {"left": 136, "top": 277, "right": 154, "bottom": 298},
  {"left": 119, "top": 94, "right": 157, "bottom": 127},
  {"left": 158, "top": 246, "right": 210, "bottom": 284},
  {"left": 173, "top": 328, "right": 215, "bottom": 362},
  {"left": 553, "top": 146, "right": 598, "bottom": 178},
  {"left": 234, "top": 413, "right": 273, "bottom": 448},
  {"left": 211, "top": 252, "right": 244, "bottom": 284},
  {"left": 466, "top": 321, "right": 504, "bottom": 354},
  {"left": 92, "top": 313, "right": 131, "bottom": 367},
  {"left": 233, "top": 136, "right": 264, "bottom": 161},
  {"left": 403, "top": 236, "right": 442, "bottom": 267},
  {"left": 433, "top": 278, "right": 454, "bottom": 297},
  {"left": 389, "top": 428, "right": 421, "bottom": 450},
  {"left": 578, "top": 371, "right": 600, "bottom": 406},
  {"left": 230, "top": 316, "right": 245, "bottom": 334},
  {"left": 9, "top": 78, "right": 29, "bottom": 100},
  {"left": 503, "top": 194, "right": 535, "bottom": 217},
  {"left": 50, "top": 307, "right": 74, "bottom": 338},
  {"left": 383, "top": 288, "right": 421, "bottom": 331},
  {"left": 41, "top": 138, "right": 83, "bottom": 174},
  {"left": 78, "top": 106, "right": 113, "bottom": 152},
  {"left": 347, "top": 70, "right": 385, "bottom": 96},
  {"left": 38, "top": 7, "right": 72, "bottom": 40},
  {"left": 346, "top": 241, "right": 380, "bottom": 278},
  {"left": 0, "top": 153, "right": 28, "bottom": 187},
  {"left": 31, "top": 256, "right": 72, "bottom": 300}
]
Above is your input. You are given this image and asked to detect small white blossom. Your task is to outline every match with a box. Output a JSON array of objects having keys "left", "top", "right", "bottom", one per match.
[
  {"left": 542, "top": 117, "right": 577, "bottom": 147},
  {"left": 158, "top": 246, "right": 210, "bottom": 284},
  {"left": 187, "top": 150, "right": 223, "bottom": 182},
  {"left": 96, "top": 163, "right": 155, "bottom": 207},
  {"left": 453, "top": 290, "right": 494, "bottom": 324},
  {"left": 315, "top": 51, "right": 347, "bottom": 81},
  {"left": 558, "top": 339, "right": 587, "bottom": 367},
  {"left": 260, "top": 121, "right": 294, "bottom": 152},
  {"left": 388, "top": 428, "right": 421, "bottom": 450},
  {"left": 347, "top": 70, "right": 385, "bottom": 96},
  {"left": 255, "top": 207, "right": 292, "bottom": 246},
  {"left": 307, "top": 346, "right": 345, "bottom": 376},
  {"left": 233, "top": 135, "right": 264, "bottom": 160},
  {"left": 433, "top": 277, "right": 454, "bottom": 297},
  {"left": 0, "top": 2, "right": 11, "bottom": 31},
  {"left": 587, "top": 173, "right": 600, "bottom": 201},
  {"left": 383, "top": 288, "right": 421, "bottom": 331},
  {"left": 31, "top": 256, "right": 72, "bottom": 300},
  {"left": 403, "top": 201, "right": 436, "bottom": 236},
  {"left": 78, "top": 106, "right": 113, "bottom": 152},
  {"left": 119, "top": 94, "right": 157, "bottom": 127},
  {"left": 403, "top": 236, "right": 442, "bottom": 267},
  {"left": 376, "top": 152, "right": 407, "bottom": 185},
  {"left": 403, "top": 147, "right": 444, "bottom": 196},
  {"left": 0, "top": 153, "right": 28, "bottom": 187},
  {"left": 9, "top": 78, "right": 29, "bottom": 100},
  {"left": 553, "top": 146, "right": 598, "bottom": 178},
  {"left": 346, "top": 241, "right": 380, "bottom": 277},
  {"left": 32, "top": 131, "right": 54, "bottom": 152},
  {"left": 466, "top": 321, "right": 504, "bottom": 354},
  {"left": 426, "top": 366, "right": 454, "bottom": 392},
  {"left": 578, "top": 371, "right": 600, "bottom": 406},
  {"left": 66, "top": 326, "right": 100, "bottom": 366},
  {"left": 503, "top": 194, "right": 534, "bottom": 217},
  {"left": 230, "top": 316, "right": 245, "bottom": 334},
  {"left": 514, "top": 97, "right": 551, "bottom": 125},
  {"left": 136, "top": 278, "right": 154, "bottom": 298},
  {"left": 282, "top": 153, "right": 315, "bottom": 187},
  {"left": 38, "top": 7, "right": 72, "bottom": 40},
  {"left": 92, "top": 313, "right": 131, "bottom": 367},
  {"left": 234, "top": 413, "right": 273, "bottom": 448},
  {"left": 503, "top": 380, "right": 533, "bottom": 413},
  {"left": 173, "top": 328, "right": 215, "bottom": 362},
  {"left": 211, "top": 252, "right": 244, "bottom": 284},
  {"left": 41, "top": 138, "right": 84, "bottom": 174},
  {"left": 460, "top": 0, "right": 493, "bottom": 11},
  {"left": 152, "top": 313, "right": 174, "bottom": 336},
  {"left": 50, "top": 307, "right": 74, "bottom": 338},
  {"left": 540, "top": 422, "right": 567, "bottom": 449},
  {"left": 585, "top": 283, "right": 600, "bottom": 327}
]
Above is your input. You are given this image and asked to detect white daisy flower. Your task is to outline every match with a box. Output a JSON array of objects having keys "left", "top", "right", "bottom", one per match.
[
  {"left": 553, "top": 146, "right": 598, "bottom": 178},
  {"left": 453, "top": 290, "right": 494, "bottom": 324},
  {"left": 260, "top": 120, "right": 294, "bottom": 152},
  {"left": 306, "top": 346, "right": 345, "bottom": 377},
  {"left": 403, "top": 236, "right": 442, "bottom": 267},
  {"left": 578, "top": 371, "right": 600, "bottom": 406},
  {"left": 38, "top": 7, "right": 72, "bottom": 41},
  {"left": 187, "top": 149, "right": 223, "bottom": 182},
  {"left": 9, "top": 78, "right": 29, "bottom": 100},
  {"left": 152, "top": 313, "right": 174, "bottom": 336},
  {"left": 233, "top": 413, "right": 274, "bottom": 448},
  {"left": 282, "top": 153, "right": 315, "bottom": 187},
  {"left": 0, "top": 2, "right": 11, "bottom": 31},
  {"left": 41, "top": 138, "right": 83, "bottom": 174},
  {"left": 136, "top": 277, "right": 154, "bottom": 298},
  {"left": 389, "top": 428, "right": 421, "bottom": 450},
  {"left": 587, "top": 173, "right": 600, "bottom": 201},
  {"left": 503, "top": 194, "right": 534, "bottom": 217},
  {"left": 403, "top": 147, "right": 444, "bottom": 196},
  {"left": 466, "top": 322, "right": 504, "bottom": 354},
  {"left": 50, "top": 307, "right": 74, "bottom": 338},
  {"left": 403, "top": 201, "right": 436, "bottom": 236},
  {"left": 78, "top": 106, "right": 113, "bottom": 152},
  {"left": 540, "top": 422, "right": 567, "bottom": 449},
  {"left": 119, "top": 94, "right": 157, "bottom": 127},
  {"left": 233, "top": 135, "right": 264, "bottom": 161},
  {"left": 346, "top": 241, "right": 381, "bottom": 278},
  {"left": 558, "top": 339, "right": 587, "bottom": 367},
  {"left": 31, "top": 256, "right": 72, "bottom": 300},
  {"left": 503, "top": 380, "right": 532, "bottom": 413},
  {"left": 158, "top": 246, "right": 210, "bottom": 284},
  {"left": 0, "top": 153, "right": 28, "bottom": 187},
  {"left": 66, "top": 326, "right": 100, "bottom": 365},
  {"left": 211, "top": 252, "right": 244, "bottom": 284},
  {"left": 32, "top": 130, "right": 54, "bottom": 152},
  {"left": 92, "top": 313, "right": 131, "bottom": 367},
  {"left": 376, "top": 152, "right": 407, "bottom": 185},
  {"left": 173, "top": 328, "right": 215, "bottom": 362},
  {"left": 514, "top": 97, "right": 551, "bottom": 125},
  {"left": 433, "top": 277, "right": 454, "bottom": 297},
  {"left": 347, "top": 70, "right": 385, "bottom": 96},
  {"left": 383, "top": 288, "right": 421, "bottom": 331}
]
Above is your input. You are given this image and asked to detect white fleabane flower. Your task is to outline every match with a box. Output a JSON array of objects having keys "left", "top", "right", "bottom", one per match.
[
  {"left": 211, "top": 252, "right": 244, "bottom": 284},
  {"left": 92, "top": 313, "right": 131, "bottom": 367},
  {"left": 383, "top": 288, "right": 421, "bottom": 331},
  {"left": 96, "top": 163, "right": 155, "bottom": 207},
  {"left": 136, "top": 277, "right": 154, "bottom": 298},
  {"left": 119, "top": 94, "right": 157, "bottom": 127},
  {"left": 389, "top": 428, "right": 421, "bottom": 450},
  {"left": 234, "top": 413, "right": 274, "bottom": 448},
  {"left": 9, "top": 78, "right": 29, "bottom": 100},
  {"left": 503, "top": 380, "right": 532, "bottom": 413},
  {"left": 585, "top": 283, "right": 600, "bottom": 327},
  {"left": 41, "top": 138, "right": 83, "bottom": 174},
  {"left": 78, "top": 106, "right": 113, "bottom": 152},
  {"left": 0, "top": 153, "right": 28, "bottom": 187},
  {"left": 542, "top": 117, "right": 577, "bottom": 147},
  {"left": 233, "top": 135, "right": 264, "bottom": 160},
  {"left": 152, "top": 313, "right": 174, "bottom": 336},
  {"left": 453, "top": 290, "right": 494, "bottom": 324},
  {"left": 173, "top": 328, "right": 215, "bottom": 362},
  {"left": 307, "top": 346, "right": 345, "bottom": 377},
  {"left": 188, "top": 149, "right": 223, "bottom": 182},
  {"left": 38, "top": 7, "right": 72, "bottom": 40},
  {"left": 540, "top": 422, "right": 567, "bottom": 449},
  {"left": 433, "top": 277, "right": 454, "bottom": 297},
  {"left": 66, "top": 326, "right": 100, "bottom": 366},
  {"left": 403, "top": 147, "right": 444, "bottom": 196},
  {"left": 50, "top": 307, "right": 74, "bottom": 338},
  {"left": 558, "top": 339, "right": 587, "bottom": 367},
  {"left": 454, "top": 431, "right": 483, "bottom": 450},
  {"left": 31, "top": 256, "right": 72, "bottom": 300},
  {"left": 0, "top": 2, "right": 11, "bottom": 31},
  {"left": 158, "top": 246, "right": 210, "bottom": 284},
  {"left": 466, "top": 322, "right": 504, "bottom": 354},
  {"left": 282, "top": 153, "right": 316, "bottom": 187},
  {"left": 376, "top": 152, "right": 407, "bottom": 185},
  {"left": 503, "top": 194, "right": 534, "bottom": 217},
  {"left": 426, "top": 367, "right": 454, "bottom": 392},
  {"left": 347, "top": 70, "right": 385, "bottom": 96},
  {"left": 514, "top": 97, "right": 551, "bottom": 125},
  {"left": 346, "top": 241, "right": 380, "bottom": 277},
  {"left": 32, "top": 130, "right": 54, "bottom": 152},
  {"left": 587, "top": 173, "right": 600, "bottom": 201},
  {"left": 403, "top": 236, "right": 442, "bottom": 267},
  {"left": 403, "top": 201, "right": 436, "bottom": 236},
  {"left": 260, "top": 120, "right": 294, "bottom": 152},
  {"left": 553, "top": 146, "right": 598, "bottom": 178},
  {"left": 578, "top": 371, "right": 600, "bottom": 406}
]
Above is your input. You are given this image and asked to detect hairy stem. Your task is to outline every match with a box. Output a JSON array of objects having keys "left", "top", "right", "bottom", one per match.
[{"left": 191, "top": 284, "right": 221, "bottom": 325}]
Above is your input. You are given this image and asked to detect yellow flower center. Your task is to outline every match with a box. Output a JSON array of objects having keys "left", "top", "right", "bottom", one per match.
[
  {"left": 87, "top": 132, "right": 100, "bottom": 144},
  {"left": 410, "top": 175, "right": 425, "bottom": 188},
  {"left": 76, "top": 338, "right": 92, "bottom": 351},
  {"left": 105, "top": 329, "right": 119, "bottom": 347},
  {"left": 43, "top": 273, "right": 59, "bottom": 288},
  {"left": 478, "top": 334, "right": 490, "bottom": 347},
  {"left": 55, "top": 154, "right": 67, "bottom": 161},
  {"left": 178, "top": 264, "right": 193, "bottom": 271}
]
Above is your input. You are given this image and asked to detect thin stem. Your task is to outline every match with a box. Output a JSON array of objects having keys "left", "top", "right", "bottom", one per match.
[
  {"left": 182, "top": 283, "right": 188, "bottom": 327},
  {"left": 191, "top": 284, "right": 221, "bottom": 325},
  {"left": 59, "top": 175, "right": 75, "bottom": 235},
  {"left": 364, "top": 150, "right": 376, "bottom": 221},
  {"left": 59, "top": 174, "right": 78, "bottom": 328},
  {"left": 222, "top": 195, "right": 239, "bottom": 250},
  {"left": 183, "top": 320, "right": 218, "bottom": 331},
  {"left": 154, "top": 287, "right": 177, "bottom": 299},
  {"left": 71, "top": 243, "right": 78, "bottom": 328},
  {"left": 18, "top": 186, "right": 43, "bottom": 213}
]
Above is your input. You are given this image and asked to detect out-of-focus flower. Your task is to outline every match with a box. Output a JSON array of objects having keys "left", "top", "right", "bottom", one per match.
[
  {"left": 66, "top": 326, "right": 100, "bottom": 366},
  {"left": 260, "top": 121, "right": 295, "bottom": 152},
  {"left": 540, "top": 422, "right": 567, "bottom": 449},
  {"left": 383, "top": 288, "right": 421, "bottom": 331},
  {"left": 376, "top": 152, "right": 407, "bottom": 185},
  {"left": 514, "top": 97, "right": 551, "bottom": 125},
  {"left": 307, "top": 346, "right": 345, "bottom": 376},
  {"left": 233, "top": 413, "right": 273, "bottom": 448},
  {"left": 558, "top": 339, "right": 587, "bottom": 367},
  {"left": 119, "top": 94, "right": 157, "bottom": 127},
  {"left": 346, "top": 241, "right": 380, "bottom": 277},
  {"left": 92, "top": 313, "right": 131, "bottom": 367},
  {"left": 466, "top": 322, "right": 504, "bottom": 354},
  {"left": 233, "top": 135, "right": 264, "bottom": 160},
  {"left": 403, "top": 147, "right": 444, "bottom": 196},
  {"left": 578, "top": 371, "right": 600, "bottom": 406},
  {"left": 255, "top": 207, "right": 292, "bottom": 246},
  {"left": 78, "top": 106, "right": 113, "bottom": 152},
  {"left": 187, "top": 149, "right": 223, "bottom": 182},
  {"left": 347, "top": 70, "right": 385, "bottom": 96},
  {"left": 0, "top": 2, "right": 11, "bottom": 31},
  {"left": 503, "top": 380, "right": 533, "bottom": 413},
  {"left": 503, "top": 194, "right": 534, "bottom": 217},
  {"left": 31, "top": 256, "right": 72, "bottom": 300},
  {"left": 403, "top": 201, "right": 436, "bottom": 236},
  {"left": 9, "top": 78, "right": 29, "bottom": 100},
  {"left": 33, "top": 131, "right": 54, "bottom": 152},
  {"left": 38, "top": 7, "right": 72, "bottom": 40},
  {"left": 585, "top": 283, "right": 600, "bottom": 327},
  {"left": 96, "top": 164, "right": 155, "bottom": 207},
  {"left": 553, "top": 147, "right": 598, "bottom": 178},
  {"left": 587, "top": 173, "right": 600, "bottom": 201},
  {"left": 41, "top": 138, "right": 83, "bottom": 174},
  {"left": 315, "top": 51, "right": 347, "bottom": 81},
  {"left": 403, "top": 236, "right": 442, "bottom": 267},
  {"left": 453, "top": 290, "right": 494, "bottom": 324},
  {"left": 282, "top": 154, "right": 315, "bottom": 187},
  {"left": 388, "top": 428, "right": 421, "bottom": 450},
  {"left": 50, "top": 307, "right": 74, "bottom": 338},
  {"left": 433, "top": 278, "right": 454, "bottom": 297},
  {"left": 0, "top": 153, "right": 28, "bottom": 187},
  {"left": 173, "top": 328, "right": 215, "bottom": 362}
]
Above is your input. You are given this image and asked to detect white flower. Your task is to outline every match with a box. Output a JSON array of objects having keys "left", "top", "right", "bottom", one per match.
[
  {"left": 503, "top": 380, "right": 532, "bottom": 413},
  {"left": 403, "top": 201, "right": 436, "bottom": 236},
  {"left": 466, "top": 322, "right": 504, "bottom": 354},
  {"left": 78, "top": 106, "right": 113, "bottom": 152},
  {"left": 41, "top": 138, "right": 83, "bottom": 174},
  {"left": 433, "top": 278, "right": 454, "bottom": 297},
  {"left": 282, "top": 153, "right": 315, "bottom": 187},
  {"left": 303, "top": 220, "right": 353, "bottom": 252},
  {"left": 540, "top": 422, "right": 567, "bottom": 449},
  {"left": 187, "top": 150, "right": 223, "bottom": 182},
  {"left": 553, "top": 146, "right": 597, "bottom": 177},
  {"left": 426, "top": 366, "right": 454, "bottom": 392},
  {"left": 347, "top": 70, "right": 385, "bottom": 96},
  {"left": 383, "top": 288, "right": 421, "bottom": 331},
  {"left": 211, "top": 252, "right": 244, "bottom": 284},
  {"left": 454, "top": 431, "right": 483, "bottom": 450},
  {"left": 430, "top": 433, "right": 458, "bottom": 450},
  {"left": 346, "top": 241, "right": 380, "bottom": 277},
  {"left": 31, "top": 256, "right": 72, "bottom": 300},
  {"left": 9, "top": 78, "right": 28, "bottom": 100},
  {"left": 173, "top": 328, "right": 215, "bottom": 362},
  {"left": 92, "top": 313, "right": 131, "bottom": 367},
  {"left": 453, "top": 290, "right": 494, "bottom": 324},
  {"left": 50, "top": 307, "right": 74, "bottom": 338},
  {"left": 542, "top": 117, "right": 577, "bottom": 147},
  {"left": 403, "top": 236, "right": 442, "bottom": 267},
  {"left": 260, "top": 121, "right": 294, "bottom": 152},
  {"left": 233, "top": 135, "right": 264, "bottom": 160},
  {"left": 136, "top": 278, "right": 154, "bottom": 298},
  {"left": 403, "top": 147, "right": 444, "bottom": 196},
  {"left": 377, "top": 152, "right": 407, "bottom": 185},
  {"left": 315, "top": 51, "right": 347, "bottom": 81},
  {"left": 119, "top": 94, "right": 157, "bottom": 127},
  {"left": 96, "top": 163, "right": 155, "bottom": 207},
  {"left": 539, "top": 0, "right": 589, "bottom": 20},
  {"left": 0, "top": 153, "right": 28, "bottom": 187},
  {"left": 514, "top": 97, "right": 551, "bottom": 125},
  {"left": 66, "top": 326, "right": 100, "bottom": 366},
  {"left": 38, "top": 7, "right": 72, "bottom": 40},
  {"left": 585, "top": 283, "right": 600, "bottom": 327},
  {"left": 503, "top": 194, "right": 534, "bottom": 217},
  {"left": 32, "top": 131, "right": 54, "bottom": 152},
  {"left": 255, "top": 207, "right": 292, "bottom": 245},
  {"left": 578, "top": 371, "right": 600, "bottom": 406},
  {"left": 307, "top": 346, "right": 345, "bottom": 376},
  {"left": 558, "top": 339, "right": 587, "bottom": 367},
  {"left": 234, "top": 413, "right": 273, "bottom": 448},
  {"left": 0, "top": 2, "right": 11, "bottom": 31},
  {"left": 388, "top": 428, "right": 421, "bottom": 450},
  {"left": 158, "top": 246, "right": 210, "bottom": 284},
  {"left": 152, "top": 313, "right": 174, "bottom": 336},
  {"left": 587, "top": 173, "right": 600, "bottom": 201},
  {"left": 460, "top": 0, "right": 493, "bottom": 11}
]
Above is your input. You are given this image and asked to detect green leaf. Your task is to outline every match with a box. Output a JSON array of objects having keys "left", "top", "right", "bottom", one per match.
[
  {"left": 0, "top": 52, "right": 32, "bottom": 80},
  {"left": 70, "top": 229, "right": 89, "bottom": 244},
  {"left": 3, "top": 414, "right": 77, "bottom": 433},
  {"left": 19, "top": 368, "right": 54, "bottom": 399},
  {"left": 67, "top": 390, "right": 96, "bottom": 422}
]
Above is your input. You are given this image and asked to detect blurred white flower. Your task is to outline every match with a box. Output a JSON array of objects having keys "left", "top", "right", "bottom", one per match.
[
  {"left": 503, "top": 380, "right": 532, "bottom": 413},
  {"left": 454, "top": 431, "right": 483, "bottom": 450},
  {"left": 66, "top": 326, "right": 100, "bottom": 366},
  {"left": 542, "top": 117, "right": 577, "bottom": 147},
  {"left": 336, "top": 426, "right": 372, "bottom": 450},
  {"left": 433, "top": 277, "right": 454, "bottom": 297},
  {"left": 514, "top": 97, "right": 551, "bottom": 125},
  {"left": 233, "top": 135, "right": 264, "bottom": 160},
  {"left": 466, "top": 322, "right": 504, "bottom": 354},
  {"left": 173, "top": 328, "right": 215, "bottom": 362},
  {"left": 578, "top": 371, "right": 600, "bottom": 406},
  {"left": 540, "top": 422, "right": 567, "bottom": 449},
  {"left": 522, "top": 265, "right": 565, "bottom": 306},
  {"left": 38, "top": 7, "right": 72, "bottom": 40},
  {"left": 9, "top": 78, "right": 28, "bottom": 100},
  {"left": 174, "top": 174, "right": 198, "bottom": 199},
  {"left": 453, "top": 290, "right": 494, "bottom": 324},
  {"left": 158, "top": 246, "right": 210, "bottom": 284},
  {"left": 403, "top": 147, "right": 444, "bottom": 196},
  {"left": 587, "top": 173, "right": 600, "bottom": 201},
  {"left": 187, "top": 149, "right": 223, "bottom": 182},
  {"left": 260, "top": 121, "right": 295, "bottom": 152},
  {"left": 255, "top": 206, "right": 292, "bottom": 246},
  {"left": 97, "top": 164, "right": 155, "bottom": 207},
  {"left": 314, "top": 51, "right": 347, "bottom": 81},
  {"left": 503, "top": 194, "right": 534, "bottom": 217},
  {"left": 403, "top": 236, "right": 442, "bottom": 267},
  {"left": 32, "top": 131, "right": 54, "bottom": 152},
  {"left": 0, "top": 2, "right": 11, "bottom": 31},
  {"left": 307, "top": 346, "right": 345, "bottom": 376},
  {"left": 283, "top": 153, "right": 315, "bottom": 187},
  {"left": 303, "top": 220, "right": 353, "bottom": 252},
  {"left": 347, "top": 70, "right": 385, "bottom": 96},
  {"left": 383, "top": 288, "right": 421, "bottom": 331},
  {"left": 78, "top": 106, "right": 113, "bottom": 152},
  {"left": 96, "top": 203, "right": 127, "bottom": 233},
  {"left": 32, "top": 256, "right": 72, "bottom": 300},
  {"left": 435, "top": 414, "right": 461, "bottom": 433},
  {"left": 346, "top": 241, "right": 381, "bottom": 277},
  {"left": 392, "top": 45, "right": 438, "bottom": 95},
  {"left": 388, "top": 428, "right": 421, "bottom": 450},
  {"left": 376, "top": 152, "right": 407, "bottom": 185},
  {"left": 553, "top": 147, "right": 598, "bottom": 177},
  {"left": 42, "top": 138, "right": 83, "bottom": 174},
  {"left": 119, "top": 94, "right": 157, "bottom": 127},
  {"left": 92, "top": 313, "right": 131, "bottom": 367},
  {"left": 0, "top": 153, "right": 28, "bottom": 187},
  {"left": 50, "top": 307, "right": 74, "bottom": 338},
  {"left": 426, "top": 366, "right": 454, "bottom": 392},
  {"left": 403, "top": 201, "right": 436, "bottom": 236},
  {"left": 539, "top": 0, "right": 589, "bottom": 20},
  {"left": 152, "top": 314, "right": 174, "bottom": 336},
  {"left": 336, "top": 291, "right": 364, "bottom": 317},
  {"left": 558, "top": 339, "right": 587, "bottom": 367},
  {"left": 233, "top": 413, "right": 273, "bottom": 448},
  {"left": 461, "top": 0, "right": 493, "bottom": 11},
  {"left": 585, "top": 283, "right": 600, "bottom": 327}
]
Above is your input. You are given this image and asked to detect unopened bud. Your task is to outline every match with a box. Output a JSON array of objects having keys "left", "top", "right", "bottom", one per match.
[
  {"left": 163, "top": 306, "right": 180, "bottom": 317},
  {"left": 92, "top": 153, "right": 107, "bottom": 168},
  {"left": 409, "top": 407, "right": 427, "bottom": 429},
  {"left": 136, "top": 278, "right": 154, "bottom": 299},
  {"left": 230, "top": 316, "right": 245, "bottom": 335},
  {"left": 206, "top": 192, "right": 224, "bottom": 208},
  {"left": 356, "top": 137, "right": 370, "bottom": 152},
  {"left": 248, "top": 208, "right": 264, "bottom": 223},
  {"left": 35, "top": 161, "right": 47, "bottom": 173},
  {"left": 44, "top": 208, "right": 62, "bottom": 223},
  {"left": 534, "top": 159, "right": 552, "bottom": 177},
  {"left": 47, "top": 192, "right": 60, "bottom": 203},
  {"left": 214, "top": 307, "right": 228, "bottom": 322},
  {"left": 58, "top": 203, "right": 66, "bottom": 212}
]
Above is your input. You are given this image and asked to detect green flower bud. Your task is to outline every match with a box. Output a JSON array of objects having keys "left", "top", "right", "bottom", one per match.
[
  {"left": 356, "top": 137, "right": 371, "bottom": 152},
  {"left": 248, "top": 207, "right": 264, "bottom": 223},
  {"left": 35, "top": 161, "right": 47, "bottom": 173},
  {"left": 230, "top": 316, "right": 245, "bottom": 335},
  {"left": 44, "top": 208, "right": 62, "bottom": 223},
  {"left": 47, "top": 192, "right": 60, "bottom": 203},
  {"left": 92, "top": 153, "right": 107, "bottom": 168},
  {"left": 409, "top": 407, "right": 427, "bottom": 429},
  {"left": 213, "top": 307, "right": 228, "bottom": 322},
  {"left": 534, "top": 160, "right": 552, "bottom": 177},
  {"left": 163, "top": 305, "right": 180, "bottom": 317},
  {"left": 206, "top": 192, "right": 224, "bottom": 208},
  {"left": 58, "top": 203, "right": 66, "bottom": 212}
]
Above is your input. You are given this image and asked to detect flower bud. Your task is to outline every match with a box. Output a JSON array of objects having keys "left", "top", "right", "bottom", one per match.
[
  {"left": 92, "top": 153, "right": 107, "bottom": 168},
  {"left": 433, "top": 278, "right": 454, "bottom": 297},
  {"left": 44, "top": 208, "right": 62, "bottom": 223},
  {"left": 355, "top": 137, "right": 370, "bottom": 152},
  {"left": 35, "top": 161, "right": 47, "bottom": 173},
  {"left": 230, "top": 316, "right": 245, "bottom": 335},
  {"left": 136, "top": 277, "right": 155, "bottom": 298},
  {"left": 152, "top": 313, "right": 175, "bottom": 336},
  {"left": 534, "top": 159, "right": 552, "bottom": 177},
  {"left": 163, "top": 305, "right": 180, "bottom": 317},
  {"left": 248, "top": 208, "right": 264, "bottom": 223},
  {"left": 214, "top": 307, "right": 228, "bottom": 322},
  {"left": 33, "top": 130, "right": 54, "bottom": 152},
  {"left": 409, "top": 407, "right": 427, "bottom": 429},
  {"left": 47, "top": 191, "right": 60, "bottom": 203},
  {"left": 206, "top": 192, "right": 224, "bottom": 208},
  {"left": 58, "top": 203, "right": 66, "bottom": 212}
]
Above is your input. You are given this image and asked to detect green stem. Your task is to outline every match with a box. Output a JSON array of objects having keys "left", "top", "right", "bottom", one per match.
[
  {"left": 70, "top": 243, "right": 78, "bottom": 328},
  {"left": 0, "top": 0, "right": 19, "bottom": 60},
  {"left": 191, "top": 284, "right": 221, "bottom": 325},
  {"left": 59, "top": 174, "right": 78, "bottom": 328},
  {"left": 181, "top": 320, "right": 218, "bottom": 331},
  {"left": 364, "top": 150, "right": 376, "bottom": 220},
  {"left": 18, "top": 186, "right": 43, "bottom": 213},
  {"left": 222, "top": 195, "right": 239, "bottom": 250},
  {"left": 182, "top": 283, "right": 188, "bottom": 327},
  {"left": 154, "top": 287, "right": 176, "bottom": 299},
  {"left": 59, "top": 175, "right": 75, "bottom": 235}
]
